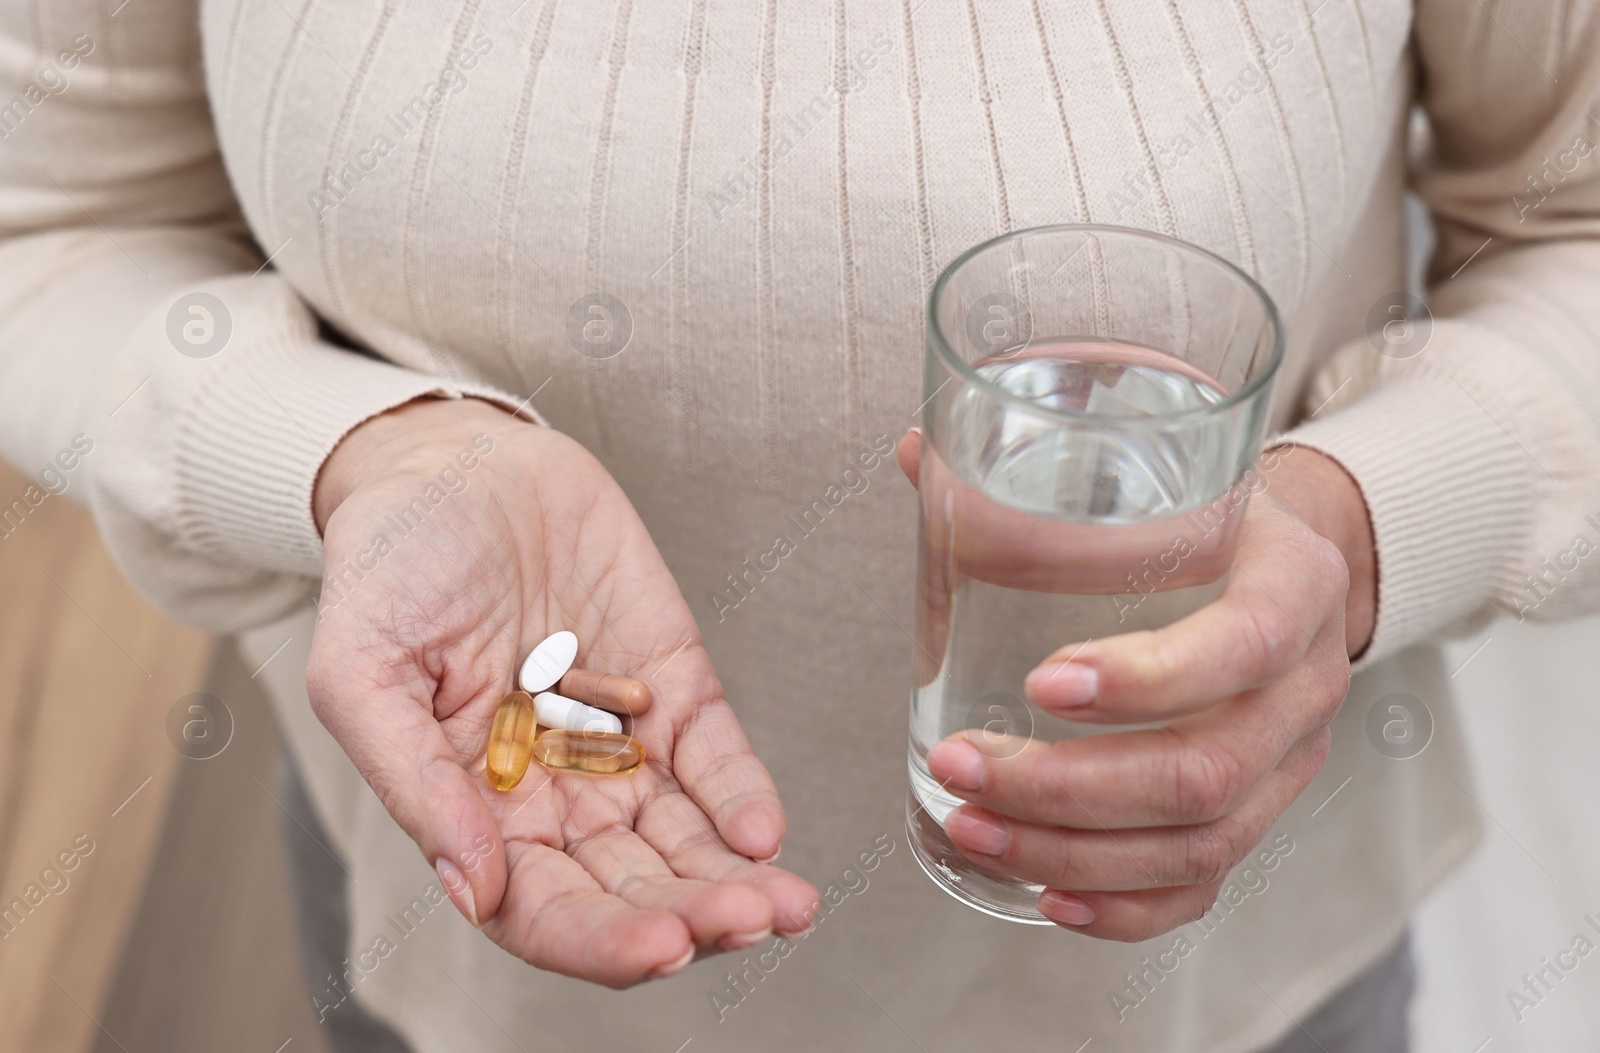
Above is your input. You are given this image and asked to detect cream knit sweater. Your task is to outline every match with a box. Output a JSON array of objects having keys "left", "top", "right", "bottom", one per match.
[{"left": 3, "top": 1, "right": 1599, "bottom": 1050}]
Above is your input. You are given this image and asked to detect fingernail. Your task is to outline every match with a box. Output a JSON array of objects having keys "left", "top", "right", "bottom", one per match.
[
  {"left": 1040, "top": 891, "right": 1096, "bottom": 926},
  {"left": 649, "top": 945, "right": 696, "bottom": 979},
  {"left": 946, "top": 807, "right": 1008, "bottom": 856},
  {"left": 927, "top": 739, "right": 985, "bottom": 792},
  {"left": 753, "top": 845, "right": 781, "bottom": 864},
  {"left": 718, "top": 927, "right": 773, "bottom": 951},
  {"left": 1025, "top": 662, "right": 1098, "bottom": 709},
  {"left": 436, "top": 857, "right": 479, "bottom": 928}
]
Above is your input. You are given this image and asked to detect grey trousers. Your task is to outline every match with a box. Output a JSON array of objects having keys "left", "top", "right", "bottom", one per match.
[
  {"left": 277, "top": 757, "right": 1412, "bottom": 1053},
  {"left": 279, "top": 758, "right": 413, "bottom": 1053},
  {"left": 1260, "top": 934, "right": 1414, "bottom": 1053}
]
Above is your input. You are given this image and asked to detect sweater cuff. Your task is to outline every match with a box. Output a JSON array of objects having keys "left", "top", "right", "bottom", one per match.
[
  {"left": 174, "top": 340, "right": 541, "bottom": 580},
  {"left": 1280, "top": 376, "right": 1535, "bottom": 668}
]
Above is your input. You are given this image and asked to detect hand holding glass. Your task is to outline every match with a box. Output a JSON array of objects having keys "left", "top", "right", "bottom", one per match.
[{"left": 907, "top": 225, "right": 1284, "bottom": 924}]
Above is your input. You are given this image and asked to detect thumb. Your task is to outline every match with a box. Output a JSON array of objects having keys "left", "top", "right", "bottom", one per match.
[
  {"left": 896, "top": 427, "right": 922, "bottom": 489},
  {"left": 308, "top": 669, "right": 508, "bottom": 928}
]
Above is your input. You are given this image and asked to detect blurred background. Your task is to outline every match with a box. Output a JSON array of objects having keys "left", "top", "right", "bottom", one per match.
[
  {"left": 1, "top": 448, "right": 1598, "bottom": 1053},
  {"left": 0, "top": 457, "right": 328, "bottom": 1053}
]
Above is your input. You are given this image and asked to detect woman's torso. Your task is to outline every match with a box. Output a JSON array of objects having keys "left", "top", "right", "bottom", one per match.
[{"left": 210, "top": 3, "right": 1480, "bottom": 1051}]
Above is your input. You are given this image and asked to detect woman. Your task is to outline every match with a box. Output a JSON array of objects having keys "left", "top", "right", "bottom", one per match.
[{"left": 2, "top": 1, "right": 1597, "bottom": 1050}]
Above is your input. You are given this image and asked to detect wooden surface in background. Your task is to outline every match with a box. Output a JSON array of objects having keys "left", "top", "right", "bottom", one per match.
[{"left": 0, "top": 460, "right": 211, "bottom": 1051}]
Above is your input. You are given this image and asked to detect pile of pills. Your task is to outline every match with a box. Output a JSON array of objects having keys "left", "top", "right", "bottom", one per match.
[{"left": 485, "top": 631, "right": 652, "bottom": 791}]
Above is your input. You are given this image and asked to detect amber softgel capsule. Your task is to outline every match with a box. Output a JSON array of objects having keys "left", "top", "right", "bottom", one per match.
[
  {"left": 532, "top": 729, "right": 645, "bottom": 775},
  {"left": 485, "top": 690, "right": 538, "bottom": 791}
]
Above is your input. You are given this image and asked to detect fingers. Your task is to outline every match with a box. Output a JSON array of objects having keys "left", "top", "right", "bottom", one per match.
[
  {"left": 896, "top": 428, "right": 921, "bottom": 488},
  {"left": 672, "top": 698, "right": 787, "bottom": 862},
  {"left": 1039, "top": 881, "right": 1226, "bottom": 941},
  {"left": 638, "top": 789, "right": 820, "bottom": 936},
  {"left": 1025, "top": 507, "right": 1350, "bottom": 722},
  {"left": 568, "top": 828, "right": 777, "bottom": 951},
  {"left": 928, "top": 657, "right": 1338, "bottom": 828},
  {"left": 943, "top": 730, "right": 1329, "bottom": 890},
  {"left": 308, "top": 662, "right": 508, "bottom": 928},
  {"left": 1033, "top": 734, "right": 1327, "bottom": 941},
  {"left": 488, "top": 840, "right": 695, "bottom": 987}
]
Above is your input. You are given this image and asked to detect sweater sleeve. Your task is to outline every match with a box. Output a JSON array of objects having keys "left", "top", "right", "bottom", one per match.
[
  {"left": 0, "top": 1, "right": 533, "bottom": 632},
  {"left": 1281, "top": 1, "right": 1600, "bottom": 665}
]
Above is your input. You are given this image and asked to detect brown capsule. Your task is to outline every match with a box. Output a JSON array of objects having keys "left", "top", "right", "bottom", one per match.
[
  {"left": 485, "top": 690, "right": 538, "bottom": 791},
  {"left": 556, "top": 668, "right": 653, "bottom": 717},
  {"left": 532, "top": 729, "right": 645, "bottom": 775}
]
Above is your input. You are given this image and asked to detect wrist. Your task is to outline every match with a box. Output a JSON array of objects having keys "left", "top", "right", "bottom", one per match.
[
  {"left": 1262, "top": 443, "right": 1377, "bottom": 658},
  {"left": 313, "top": 396, "right": 529, "bottom": 532}
]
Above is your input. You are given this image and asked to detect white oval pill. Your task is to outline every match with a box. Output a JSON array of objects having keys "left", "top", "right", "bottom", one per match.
[
  {"left": 533, "top": 691, "right": 623, "bottom": 735},
  {"left": 519, "top": 631, "right": 579, "bottom": 693}
]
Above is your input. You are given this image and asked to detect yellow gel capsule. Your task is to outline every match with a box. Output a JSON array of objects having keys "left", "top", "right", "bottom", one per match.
[
  {"left": 532, "top": 729, "right": 645, "bottom": 775},
  {"left": 486, "top": 690, "right": 538, "bottom": 791}
]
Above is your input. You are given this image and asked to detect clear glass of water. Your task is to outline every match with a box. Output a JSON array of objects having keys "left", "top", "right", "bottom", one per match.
[{"left": 907, "top": 225, "right": 1284, "bottom": 923}]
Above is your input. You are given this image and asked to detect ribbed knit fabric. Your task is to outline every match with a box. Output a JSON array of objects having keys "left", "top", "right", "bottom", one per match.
[
  {"left": 1290, "top": 375, "right": 1536, "bottom": 671},
  {"left": 2, "top": 1, "right": 1598, "bottom": 1051}
]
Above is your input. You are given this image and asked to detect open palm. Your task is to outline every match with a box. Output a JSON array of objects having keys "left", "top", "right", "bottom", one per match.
[{"left": 306, "top": 399, "right": 816, "bottom": 987}]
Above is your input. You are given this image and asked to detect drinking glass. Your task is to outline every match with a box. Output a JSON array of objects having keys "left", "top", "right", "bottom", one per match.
[{"left": 907, "top": 225, "right": 1284, "bottom": 923}]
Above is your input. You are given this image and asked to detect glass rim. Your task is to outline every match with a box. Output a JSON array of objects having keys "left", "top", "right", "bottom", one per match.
[{"left": 925, "top": 223, "right": 1285, "bottom": 428}]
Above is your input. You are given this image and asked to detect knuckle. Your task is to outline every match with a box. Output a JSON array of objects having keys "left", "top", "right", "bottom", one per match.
[
  {"left": 1294, "top": 644, "right": 1353, "bottom": 727},
  {"left": 1183, "top": 883, "right": 1225, "bottom": 926},
  {"left": 1234, "top": 597, "right": 1297, "bottom": 678},
  {"left": 1180, "top": 819, "right": 1247, "bottom": 885},
  {"left": 1170, "top": 736, "right": 1249, "bottom": 823},
  {"left": 1029, "top": 832, "right": 1075, "bottom": 886},
  {"left": 1012, "top": 745, "right": 1071, "bottom": 820},
  {"left": 1304, "top": 727, "right": 1335, "bottom": 773},
  {"left": 1310, "top": 660, "right": 1353, "bottom": 724},
  {"left": 1014, "top": 769, "right": 1060, "bottom": 821},
  {"left": 1305, "top": 532, "right": 1351, "bottom": 595},
  {"left": 1313, "top": 725, "right": 1334, "bottom": 758}
]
